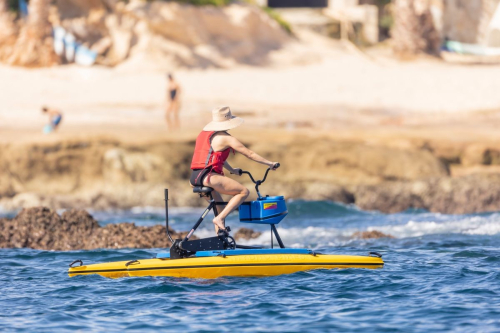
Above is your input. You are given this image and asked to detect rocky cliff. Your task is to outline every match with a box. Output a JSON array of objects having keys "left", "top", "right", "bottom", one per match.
[
  {"left": 1, "top": 136, "right": 500, "bottom": 214},
  {"left": 51, "top": 0, "right": 291, "bottom": 68},
  {"left": 0, "top": 0, "right": 291, "bottom": 68}
]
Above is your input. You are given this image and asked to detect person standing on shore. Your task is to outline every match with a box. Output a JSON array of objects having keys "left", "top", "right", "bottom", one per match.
[
  {"left": 166, "top": 73, "right": 181, "bottom": 129},
  {"left": 42, "top": 106, "right": 63, "bottom": 133}
]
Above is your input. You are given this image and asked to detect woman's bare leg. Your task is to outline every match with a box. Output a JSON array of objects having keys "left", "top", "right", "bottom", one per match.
[
  {"left": 211, "top": 190, "right": 227, "bottom": 233},
  {"left": 204, "top": 173, "right": 249, "bottom": 231},
  {"left": 173, "top": 100, "right": 180, "bottom": 129},
  {"left": 190, "top": 182, "right": 227, "bottom": 233},
  {"left": 166, "top": 102, "right": 174, "bottom": 129}
]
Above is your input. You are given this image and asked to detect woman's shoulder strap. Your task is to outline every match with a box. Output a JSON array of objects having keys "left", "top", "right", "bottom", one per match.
[{"left": 209, "top": 131, "right": 231, "bottom": 143}]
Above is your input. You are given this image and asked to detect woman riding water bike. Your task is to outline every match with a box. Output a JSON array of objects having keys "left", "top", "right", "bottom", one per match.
[{"left": 190, "top": 106, "right": 279, "bottom": 233}]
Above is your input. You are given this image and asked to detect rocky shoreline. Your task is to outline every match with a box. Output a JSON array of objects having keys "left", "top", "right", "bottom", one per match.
[
  {"left": 355, "top": 174, "right": 500, "bottom": 214},
  {"left": 0, "top": 207, "right": 182, "bottom": 250},
  {"left": 2, "top": 136, "right": 500, "bottom": 215},
  {"left": 0, "top": 207, "right": 266, "bottom": 250},
  {"left": 0, "top": 207, "right": 393, "bottom": 251}
]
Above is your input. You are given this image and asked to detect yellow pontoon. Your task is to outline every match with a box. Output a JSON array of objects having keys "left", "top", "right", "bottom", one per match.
[{"left": 69, "top": 250, "right": 383, "bottom": 279}]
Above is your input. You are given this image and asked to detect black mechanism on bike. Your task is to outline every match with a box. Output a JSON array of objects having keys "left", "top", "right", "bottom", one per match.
[
  {"left": 167, "top": 163, "right": 281, "bottom": 259},
  {"left": 168, "top": 187, "right": 238, "bottom": 259}
]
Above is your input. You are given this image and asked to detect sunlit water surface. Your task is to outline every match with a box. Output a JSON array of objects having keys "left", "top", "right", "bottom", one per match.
[{"left": 1, "top": 201, "right": 499, "bottom": 332}]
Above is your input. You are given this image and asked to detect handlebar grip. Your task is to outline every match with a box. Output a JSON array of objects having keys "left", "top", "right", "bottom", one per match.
[{"left": 273, "top": 163, "right": 280, "bottom": 170}]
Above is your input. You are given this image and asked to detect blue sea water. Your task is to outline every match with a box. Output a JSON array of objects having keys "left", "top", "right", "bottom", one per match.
[{"left": 1, "top": 201, "right": 499, "bottom": 332}]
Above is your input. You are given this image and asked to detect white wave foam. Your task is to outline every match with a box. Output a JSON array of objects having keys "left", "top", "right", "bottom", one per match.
[
  {"left": 89, "top": 206, "right": 500, "bottom": 248},
  {"left": 236, "top": 226, "right": 354, "bottom": 248},
  {"left": 0, "top": 205, "right": 17, "bottom": 216},
  {"left": 462, "top": 222, "right": 500, "bottom": 236},
  {"left": 371, "top": 215, "right": 500, "bottom": 238},
  {"left": 235, "top": 215, "right": 500, "bottom": 247}
]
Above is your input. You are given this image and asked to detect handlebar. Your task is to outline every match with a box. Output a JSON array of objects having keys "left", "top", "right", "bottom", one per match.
[
  {"left": 233, "top": 163, "right": 280, "bottom": 183},
  {"left": 231, "top": 163, "right": 280, "bottom": 198}
]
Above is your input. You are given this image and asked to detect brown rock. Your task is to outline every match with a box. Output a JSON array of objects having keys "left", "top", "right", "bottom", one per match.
[
  {"left": 355, "top": 173, "right": 500, "bottom": 214},
  {"left": 56, "top": 0, "right": 106, "bottom": 20},
  {"left": 234, "top": 227, "right": 262, "bottom": 241},
  {"left": 230, "top": 140, "right": 449, "bottom": 186},
  {"left": 352, "top": 230, "right": 395, "bottom": 239},
  {"left": 460, "top": 144, "right": 500, "bottom": 167},
  {"left": 104, "top": 13, "right": 134, "bottom": 65},
  {"left": 0, "top": 137, "right": 497, "bottom": 215},
  {"left": 7, "top": 0, "right": 60, "bottom": 67},
  {"left": 484, "top": 149, "right": 500, "bottom": 165},
  {"left": 0, "top": 207, "right": 192, "bottom": 250},
  {"left": 91, "top": 36, "right": 112, "bottom": 55},
  {"left": 0, "top": 1, "right": 17, "bottom": 58},
  {"left": 442, "top": 0, "right": 497, "bottom": 45},
  {"left": 303, "top": 183, "right": 355, "bottom": 203},
  {"left": 122, "top": 1, "right": 290, "bottom": 67},
  {"left": 461, "top": 145, "right": 490, "bottom": 167},
  {"left": 391, "top": 0, "right": 441, "bottom": 56},
  {"left": 102, "top": 148, "right": 167, "bottom": 183}
]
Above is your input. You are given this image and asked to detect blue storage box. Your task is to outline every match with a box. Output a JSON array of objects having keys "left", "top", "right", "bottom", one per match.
[{"left": 239, "top": 196, "right": 288, "bottom": 224}]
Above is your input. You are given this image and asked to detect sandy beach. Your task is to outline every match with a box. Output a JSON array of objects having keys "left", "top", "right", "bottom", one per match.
[{"left": 2, "top": 43, "right": 500, "bottom": 145}]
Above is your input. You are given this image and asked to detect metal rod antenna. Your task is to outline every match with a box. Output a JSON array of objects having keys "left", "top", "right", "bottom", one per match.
[
  {"left": 165, "top": 189, "right": 174, "bottom": 244},
  {"left": 271, "top": 225, "right": 273, "bottom": 249},
  {"left": 272, "top": 225, "right": 285, "bottom": 248}
]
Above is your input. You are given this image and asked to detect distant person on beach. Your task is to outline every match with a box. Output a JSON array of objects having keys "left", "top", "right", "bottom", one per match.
[
  {"left": 42, "top": 106, "right": 63, "bottom": 133},
  {"left": 166, "top": 73, "right": 181, "bottom": 129}
]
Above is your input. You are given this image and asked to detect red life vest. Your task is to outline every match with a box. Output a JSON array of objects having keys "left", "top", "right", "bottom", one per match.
[{"left": 190, "top": 131, "right": 232, "bottom": 174}]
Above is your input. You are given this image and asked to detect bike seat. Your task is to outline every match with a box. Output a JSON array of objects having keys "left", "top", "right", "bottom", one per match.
[{"left": 193, "top": 186, "right": 214, "bottom": 194}]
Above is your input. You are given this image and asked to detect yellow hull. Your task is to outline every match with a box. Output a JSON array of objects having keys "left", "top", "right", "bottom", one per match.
[{"left": 68, "top": 254, "right": 384, "bottom": 279}]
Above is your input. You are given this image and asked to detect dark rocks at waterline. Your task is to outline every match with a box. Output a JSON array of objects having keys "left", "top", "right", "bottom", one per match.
[
  {"left": 352, "top": 230, "right": 394, "bottom": 239},
  {"left": 354, "top": 174, "right": 500, "bottom": 214},
  {"left": 0, "top": 207, "right": 264, "bottom": 251},
  {"left": 0, "top": 207, "right": 188, "bottom": 250},
  {"left": 234, "top": 227, "right": 262, "bottom": 240}
]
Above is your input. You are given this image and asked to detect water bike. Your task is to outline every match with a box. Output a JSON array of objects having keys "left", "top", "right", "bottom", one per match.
[{"left": 68, "top": 164, "right": 384, "bottom": 279}]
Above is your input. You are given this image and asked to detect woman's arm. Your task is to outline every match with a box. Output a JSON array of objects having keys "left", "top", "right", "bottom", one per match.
[
  {"left": 223, "top": 161, "right": 236, "bottom": 174},
  {"left": 223, "top": 136, "right": 276, "bottom": 168},
  {"left": 224, "top": 161, "right": 242, "bottom": 175}
]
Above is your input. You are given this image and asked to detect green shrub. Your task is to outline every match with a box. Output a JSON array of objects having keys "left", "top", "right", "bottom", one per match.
[
  {"left": 7, "top": 0, "right": 19, "bottom": 12},
  {"left": 263, "top": 7, "right": 293, "bottom": 35},
  {"left": 122, "top": 0, "right": 293, "bottom": 35},
  {"left": 157, "top": 0, "right": 233, "bottom": 6},
  {"left": 380, "top": 13, "right": 393, "bottom": 29}
]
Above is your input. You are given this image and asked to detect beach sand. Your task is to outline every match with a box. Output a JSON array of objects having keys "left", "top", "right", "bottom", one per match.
[{"left": 2, "top": 45, "right": 500, "bottom": 145}]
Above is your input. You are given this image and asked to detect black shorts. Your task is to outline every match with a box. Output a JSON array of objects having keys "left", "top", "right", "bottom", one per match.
[
  {"left": 190, "top": 169, "right": 211, "bottom": 187},
  {"left": 170, "top": 89, "right": 177, "bottom": 101}
]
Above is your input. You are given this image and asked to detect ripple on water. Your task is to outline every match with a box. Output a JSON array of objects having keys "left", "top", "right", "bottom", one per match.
[{"left": 1, "top": 205, "right": 500, "bottom": 332}]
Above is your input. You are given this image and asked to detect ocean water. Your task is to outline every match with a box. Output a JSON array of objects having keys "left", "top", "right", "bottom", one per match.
[{"left": 1, "top": 201, "right": 499, "bottom": 332}]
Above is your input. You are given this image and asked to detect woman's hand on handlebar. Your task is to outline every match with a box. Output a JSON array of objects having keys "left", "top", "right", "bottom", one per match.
[
  {"left": 230, "top": 168, "right": 243, "bottom": 176},
  {"left": 270, "top": 162, "right": 280, "bottom": 170}
]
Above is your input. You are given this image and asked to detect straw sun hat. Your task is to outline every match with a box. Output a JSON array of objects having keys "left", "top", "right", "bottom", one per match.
[{"left": 203, "top": 106, "right": 244, "bottom": 131}]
